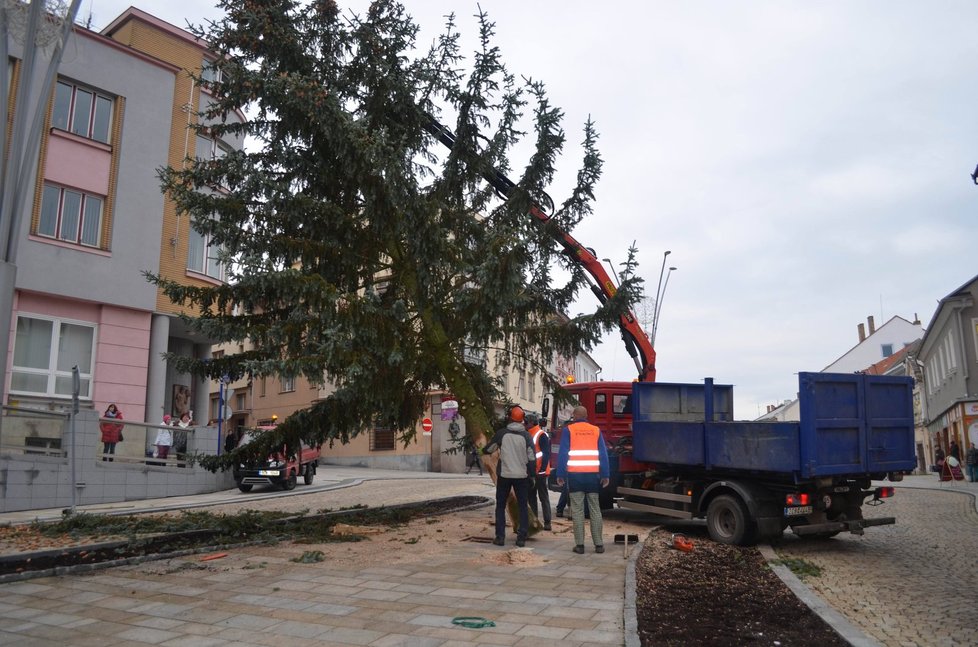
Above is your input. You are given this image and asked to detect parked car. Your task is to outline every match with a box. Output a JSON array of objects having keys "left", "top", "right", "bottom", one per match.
[{"left": 232, "top": 425, "right": 321, "bottom": 492}]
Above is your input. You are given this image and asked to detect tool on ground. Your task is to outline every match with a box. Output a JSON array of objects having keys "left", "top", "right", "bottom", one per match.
[
  {"left": 452, "top": 616, "right": 496, "bottom": 629},
  {"left": 671, "top": 533, "right": 694, "bottom": 552},
  {"left": 614, "top": 533, "right": 640, "bottom": 559}
]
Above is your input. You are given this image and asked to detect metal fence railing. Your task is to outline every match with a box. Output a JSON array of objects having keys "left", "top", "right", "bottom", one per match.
[{"left": 98, "top": 419, "right": 197, "bottom": 467}]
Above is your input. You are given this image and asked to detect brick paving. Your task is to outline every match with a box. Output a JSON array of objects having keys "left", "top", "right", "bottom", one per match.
[
  {"left": 0, "top": 472, "right": 644, "bottom": 646},
  {"left": 774, "top": 478, "right": 978, "bottom": 647},
  {"left": 1, "top": 470, "right": 974, "bottom": 646}
]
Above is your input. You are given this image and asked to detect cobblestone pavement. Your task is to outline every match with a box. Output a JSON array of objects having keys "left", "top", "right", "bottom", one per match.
[{"left": 774, "top": 479, "right": 978, "bottom": 647}]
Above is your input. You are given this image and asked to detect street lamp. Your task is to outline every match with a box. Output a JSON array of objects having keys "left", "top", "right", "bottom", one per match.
[
  {"left": 650, "top": 251, "right": 671, "bottom": 344},
  {"left": 601, "top": 258, "right": 619, "bottom": 287},
  {"left": 651, "top": 266, "right": 677, "bottom": 346}
]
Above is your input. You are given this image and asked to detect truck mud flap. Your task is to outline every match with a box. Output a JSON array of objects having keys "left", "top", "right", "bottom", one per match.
[{"left": 791, "top": 516, "right": 895, "bottom": 537}]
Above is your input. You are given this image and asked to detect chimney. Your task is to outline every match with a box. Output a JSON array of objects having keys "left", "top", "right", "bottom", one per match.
[
  {"left": 858, "top": 323, "right": 866, "bottom": 342},
  {"left": 913, "top": 312, "right": 921, "bottom": 326},
  {"left": 867, "top": 315, "right": 876, "bottom": 335}
]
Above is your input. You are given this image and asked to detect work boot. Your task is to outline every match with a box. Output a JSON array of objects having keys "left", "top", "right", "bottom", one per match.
[
  {"left": 492, "top": 537, "right": 504, "bottom": 546},
  {"left": 543, "top": 523, "right": 552, "bottom": 531},
  {"left": 515, "top": 539, "right": 525, "bottom": 547},
  {"left": 595, "top": 545, "right": 605, "bottom": 554},
  {"left": 573, "top": 545, "right": 585, "bottom": 554}
]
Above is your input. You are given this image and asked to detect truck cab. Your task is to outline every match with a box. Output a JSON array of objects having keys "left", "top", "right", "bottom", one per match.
[
  {"left": 545, "top": 380, "right": 637, "bottom": 508},
  {"left": 233, "top": 425, "right": 321, "bottom": 492}
]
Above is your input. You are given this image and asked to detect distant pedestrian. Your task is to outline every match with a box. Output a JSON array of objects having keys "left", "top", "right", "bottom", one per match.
[
  {"left": 934, "top": 445, "right": 945, "bottom": 475},
  {"left": 485, "top": 405, "right": 535, "bottom": 547},
  {"left": 155, "top": 414, "right": 174, "bottom": 460},
  {"left": 99, "top": 404, "right": 124, "bottom": 461},
  {"left": 464, "top": 438, "right": 483, "bottom": 475},
  {"left": 966, "top": 442, "right": 978, "bottom": 483},
  {"left": 949, "top": 440, "right": 960, "bottom": 462},
  {"left": 555, "top": 405, "right": 609, "bottom": 554}
]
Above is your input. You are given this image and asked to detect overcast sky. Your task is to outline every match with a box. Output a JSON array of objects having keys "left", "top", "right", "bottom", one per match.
[{"left": 90, "top": 1, "right": 978, "bottom": 418}]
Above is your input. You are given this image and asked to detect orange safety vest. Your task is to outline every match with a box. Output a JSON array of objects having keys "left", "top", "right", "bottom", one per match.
[
  {"left": 566, "top": 421, "right": 601, "bottom": 473},
  {"left": 530, "top": 426, "right": 551, "bottom": 476}
]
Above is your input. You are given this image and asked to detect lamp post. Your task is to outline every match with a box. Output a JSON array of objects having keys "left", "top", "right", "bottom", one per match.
[
  {"left": 651, "top": 251, "right": 671, "bottom": 345},
  {"left": 601, "top": 258, "right": 619, "bottom": 287},
  {"left": 651, "top": 266, "right": 677, "bottom": 346}
]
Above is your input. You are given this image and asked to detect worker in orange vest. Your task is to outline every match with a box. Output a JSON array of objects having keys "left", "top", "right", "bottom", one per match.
[
  {"left": 555, "top": 405, "right": 610, "bottom": 554},
  {"left": 525, "top": 412, "right": 553, "bottom": 531}
]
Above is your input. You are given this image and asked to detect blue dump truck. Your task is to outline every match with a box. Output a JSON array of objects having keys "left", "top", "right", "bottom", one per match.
[{"left": 617, "top": 372, "right": 916, "bottom": 545}]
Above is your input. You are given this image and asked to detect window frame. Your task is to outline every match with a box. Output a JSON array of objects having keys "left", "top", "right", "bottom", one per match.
[
  {"left": 37, "top": 183, "right": 104, "bottom": 248},
  {"left": 370, "top": 425, "right": 396, "bottom": 451},
  {"left": 52, "top": 79, "right": 113, "bottom": 144},
  {"left": 10, "top": 314, "right": 96, "bottom": 399},
  {"left": 187, "top": 219, "right": 226, "bottom": 281}
]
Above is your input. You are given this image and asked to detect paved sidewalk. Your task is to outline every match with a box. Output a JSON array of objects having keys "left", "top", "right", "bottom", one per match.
[{"left": 0, "top": 469, "right": 645, "bottom": 646}]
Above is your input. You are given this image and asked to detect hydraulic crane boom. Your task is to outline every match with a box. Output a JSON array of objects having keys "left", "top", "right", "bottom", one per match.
[{"left": 422, "top": 115, "right": 657, "bottom": 382}]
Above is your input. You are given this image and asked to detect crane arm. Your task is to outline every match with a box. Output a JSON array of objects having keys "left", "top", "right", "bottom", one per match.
[{"left": 422, "top": 114, "right": 657, "bottom": 382}]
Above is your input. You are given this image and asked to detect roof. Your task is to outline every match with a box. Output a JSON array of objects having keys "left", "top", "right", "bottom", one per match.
[{"left": 860, "top": 339, "right": 921, "bottom": 376}]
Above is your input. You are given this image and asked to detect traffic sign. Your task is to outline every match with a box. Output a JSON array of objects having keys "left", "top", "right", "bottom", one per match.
[{"left": 422, "top": 418, "right": 433, "bottom": 435}]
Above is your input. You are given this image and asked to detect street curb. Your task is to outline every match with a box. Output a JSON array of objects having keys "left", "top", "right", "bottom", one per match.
[
  {"left": 757, "top": 544, "right": 883, "bottom": 647},
  {"left": 623, "top": 532, "right": 644, "bottom": 647}
]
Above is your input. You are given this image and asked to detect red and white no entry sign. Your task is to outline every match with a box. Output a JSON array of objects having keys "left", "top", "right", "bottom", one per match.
[{"left": 422, "top": 418, "right": 433, "bottom": 434}]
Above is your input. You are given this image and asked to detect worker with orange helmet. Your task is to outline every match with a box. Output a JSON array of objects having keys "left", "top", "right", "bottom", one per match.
[{"left": 486, "top": 405, "right": 535, "bottom": 547}]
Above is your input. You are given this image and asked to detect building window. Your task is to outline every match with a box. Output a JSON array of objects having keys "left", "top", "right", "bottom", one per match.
[
  {"left": 37, "top": 184, "right": 103, "bottom": 247},
  {"left": 201, "top": 60, "right": 223, "bottom": 86},
  {"left": 881, "top": 343, "right": 893, "bottom": 358},
  {"left": 594, "top": 393, "right": 607, "bottom": 415},
  {"left": 370, "top": 425, "right": 396, "bottom": 451},
  {"left": 10, "top": 315, "right": 95, "bottom": 398},
  {"left": 280, "top": 376, "right": 295, "bottom": 393},
  {"left": 235, "top": 393, "right": 246, "bottom": 411},
  {"left": 195, "top": 133, "right": 231, "bottom": 161},
  {"left": 52, "top": 80, "right": 112, "bottom": 144},
  {"left": 187, "top": 223, "right": 225, "bottom": 281},
  {"left": 944, "top": 334, "right": 957, "bottom": 374}
]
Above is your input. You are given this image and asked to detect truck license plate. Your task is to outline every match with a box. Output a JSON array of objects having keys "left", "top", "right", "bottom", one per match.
[
  {"left": 784, "top": 506, "right": 812, "bottom": 516},
  {"left": 258, "top": 469, "right": 278, "bottom": 476}
]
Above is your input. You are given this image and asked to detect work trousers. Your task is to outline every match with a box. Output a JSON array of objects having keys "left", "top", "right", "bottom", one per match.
[
  {"left": 528, "top": 475, "right": 552, "bottom": 524},
  {"left": 495, "top": 476, "right": 530, "bottom": 542},
  {"left": 569, "top": 490, "right": 603, "bottom": 547}
]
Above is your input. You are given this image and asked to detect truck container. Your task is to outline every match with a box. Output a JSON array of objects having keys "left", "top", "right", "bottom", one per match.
[{"left": 614, "top": 372, "right": 916, "bottom": 544}]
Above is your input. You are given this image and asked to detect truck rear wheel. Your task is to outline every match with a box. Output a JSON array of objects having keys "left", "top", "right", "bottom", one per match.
[
  {"left": 707, "top": 494, "right": 755, "bottom": 545},
  {"left": 237, "top": 483, "right": 253, "bottom": 493},
  {"left": 303, "top": 464, "right": 315, "bottom": 485},
  {"left": 282, "top": 470, "right": 297, "bottom": 491}
]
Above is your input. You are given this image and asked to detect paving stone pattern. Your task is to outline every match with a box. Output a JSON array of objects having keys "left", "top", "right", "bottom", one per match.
[
  {"left": 0, "top": 481, "right": 637, "bottom": 647},
  {"left": 775, "top": 484, "right": 978, "bottom": 647}
]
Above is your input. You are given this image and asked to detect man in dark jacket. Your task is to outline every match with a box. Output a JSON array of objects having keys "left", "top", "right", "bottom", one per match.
[
  {"left": 966, "top": 442, "right": 978, "bottom": 483},
  {"left": 486, "top": 405, "right": 535, "bottom": 547}
]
